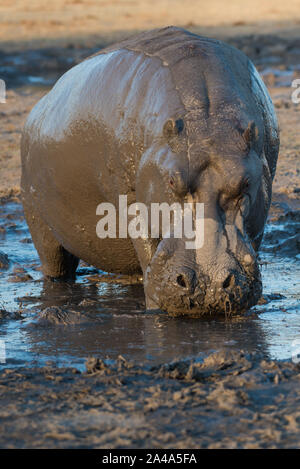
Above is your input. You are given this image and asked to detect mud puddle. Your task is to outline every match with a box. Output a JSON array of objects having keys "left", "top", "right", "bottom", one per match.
[{"left": 0, "top": 200, "right": 299, "bottom": 371}]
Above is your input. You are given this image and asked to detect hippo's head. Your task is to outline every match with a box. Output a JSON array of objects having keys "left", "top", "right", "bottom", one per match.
[{"left": 134, "top": 116, "right": 273, "bottom": 316}]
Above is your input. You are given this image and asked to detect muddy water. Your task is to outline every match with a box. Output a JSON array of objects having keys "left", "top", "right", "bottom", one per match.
[{"left": 0, "top": 201, "right": 299, "bottom": 371}]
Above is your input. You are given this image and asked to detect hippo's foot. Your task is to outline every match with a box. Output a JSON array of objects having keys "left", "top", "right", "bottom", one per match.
[{"left": 22, "top": 197, "right": 79, "bottom": 280}]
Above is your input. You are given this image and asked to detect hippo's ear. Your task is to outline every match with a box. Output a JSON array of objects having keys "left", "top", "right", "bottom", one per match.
[
  {"left": 163, "top": 118, "right": 184, "bottom": 138},
  {"left": 243, "top": 121, "right": 259, "bottom": 149}
]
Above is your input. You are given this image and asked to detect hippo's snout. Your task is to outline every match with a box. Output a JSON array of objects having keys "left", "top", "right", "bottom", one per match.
[{"left": 144, "top": 238, "right": 262, "bottom": 316}]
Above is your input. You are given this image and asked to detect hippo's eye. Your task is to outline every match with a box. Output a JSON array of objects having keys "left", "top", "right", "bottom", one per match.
[
  {"left": 239, "top": 194, "right": 251, "bottom": 218},
  {"left": 168, "top": 172, "right": 187, "bottom": 195},
  {"left": 240, "top": 176, "right": 250, "bottom": 192}
]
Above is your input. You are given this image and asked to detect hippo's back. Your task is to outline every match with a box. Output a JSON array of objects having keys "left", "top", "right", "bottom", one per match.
[{"left": 101, "top": 26, "right": 278, "bottom": 178}]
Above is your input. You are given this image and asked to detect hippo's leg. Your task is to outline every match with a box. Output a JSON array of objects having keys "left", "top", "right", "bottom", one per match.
[{"left": 23, "top": 198, "right": 79, "bottom": 280}]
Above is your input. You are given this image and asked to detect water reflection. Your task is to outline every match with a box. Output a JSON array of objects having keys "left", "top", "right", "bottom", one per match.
[{"left": 21, "top": 277, "right": 270, "bottom": 368}]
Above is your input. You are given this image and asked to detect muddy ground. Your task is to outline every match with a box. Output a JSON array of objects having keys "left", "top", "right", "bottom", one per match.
[
  {"left": 0, "top": 0, "right": 300, "bottom": 449},
  {"left": 1, "top": 351, "right": 300, "bottom": 449}
]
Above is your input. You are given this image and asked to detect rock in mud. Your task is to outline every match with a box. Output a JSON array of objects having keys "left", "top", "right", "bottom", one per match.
[
  {"left": 0, "top": 251, "right": 9, "bottom": 269},
  {"left": 38, "top": 306, "right": 83, "bottom": 325},
  {"left": 8, "top": 273, "right": 33, "bottom": 282},
  {"left": 19, "top": 237, "right": 32, "bottom": 244},
  {"left": 0, "top": 309, "right": 22, "bottom": 320},
  {"left": 86, "top": 355, "right": 134, "bottom": 375},
  {"left": 86, "top": 357, "right": 111, "bottom": 374}
]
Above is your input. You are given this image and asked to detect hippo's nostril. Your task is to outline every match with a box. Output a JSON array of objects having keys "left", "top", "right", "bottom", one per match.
[
  {"left": 177, "top": 274, "right": 187, "bottom": 288},
  {"left": 223, "top": 273, "right": 233, "bottom": 289}
]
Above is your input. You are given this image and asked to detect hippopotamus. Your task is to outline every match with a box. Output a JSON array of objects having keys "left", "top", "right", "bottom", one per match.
[{"left": 21, "top": 26, "right": 279, "bottom": 315}]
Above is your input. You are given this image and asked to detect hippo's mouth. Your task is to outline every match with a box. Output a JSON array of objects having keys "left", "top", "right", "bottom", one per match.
[{"left": 144, "top": 260, "right": 262, "bottom": 316}]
